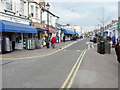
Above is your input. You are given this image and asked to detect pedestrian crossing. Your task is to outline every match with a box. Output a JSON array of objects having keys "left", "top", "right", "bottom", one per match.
[
  {"left": 86, "top": 42, "right": 95, "bottom": 50},
  {"left": 63, "top": 49, "right": 81, "bottom": 52}
]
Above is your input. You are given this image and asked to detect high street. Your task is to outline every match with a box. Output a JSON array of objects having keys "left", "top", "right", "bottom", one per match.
[{"left": 1, "top": 39, "right": 118, "bottom": 89}]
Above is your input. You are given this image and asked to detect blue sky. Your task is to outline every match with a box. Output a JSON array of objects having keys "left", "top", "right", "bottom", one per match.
[{"left": 37, "top": 0, "right": 118, "bottom": 28}]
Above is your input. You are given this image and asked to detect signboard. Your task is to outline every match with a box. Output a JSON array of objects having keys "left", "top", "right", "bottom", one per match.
[{"left": 32, "top": 22, "right": 44, "bottom": 28}]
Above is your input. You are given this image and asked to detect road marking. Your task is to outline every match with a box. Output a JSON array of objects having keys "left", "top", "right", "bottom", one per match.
[
  {"left": 67, "top": 50, "right": 87, "bottom": 89},
  {"left": 88, "top": 44, "right": 90, "bottom": 50},
  {"left": 1, "top": 41, "right": 78, "bottom": 60},
  {"left": 60, "top": 50, "right": 87, "bottom": 89},
  {"left": 86, "top": 42, "right": 95, "bottom": 50},
  {"left": 76, "top": 50, "right": 81, "bottom": 52},
  {"left": 92, "top": 45, "right": 94, "bottom": 49},
  {"left": 64, "top": 50, "right": 68, "bottom": 52}
]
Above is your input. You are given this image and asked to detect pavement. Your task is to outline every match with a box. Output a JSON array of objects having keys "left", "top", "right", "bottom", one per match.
[
  {"left": 72, "top": 48, "right": 118, "bottom": 88},
  {"left": 1, "top": 40, "right": 79, "bottom": 65},
  {"left": 1, "top": 38, "right": 119, "bottom": 89}
]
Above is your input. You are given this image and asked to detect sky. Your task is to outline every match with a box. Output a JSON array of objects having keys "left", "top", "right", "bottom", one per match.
[{"left": 37, "top": 0, "right": 119, "bottom": 31}]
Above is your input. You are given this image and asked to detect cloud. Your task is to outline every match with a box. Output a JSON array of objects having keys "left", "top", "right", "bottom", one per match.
[{"left": 50, "top": 4, "right": 90, "bottom": 25}]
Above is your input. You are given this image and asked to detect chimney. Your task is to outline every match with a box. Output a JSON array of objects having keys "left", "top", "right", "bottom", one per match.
[
  {"left": 39, "top": 0, "right": 45, "bottom": 7},
  {"left": 67, "top": 23, "right": 70, "bottom": 26}
]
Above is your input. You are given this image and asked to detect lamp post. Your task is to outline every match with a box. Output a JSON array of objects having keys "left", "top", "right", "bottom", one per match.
[
  {"left": 46, "top": 3, "right": 50, "bottom": 38},
  {"left": 46, "top": 3, "right": 50, "bottom": 48}
]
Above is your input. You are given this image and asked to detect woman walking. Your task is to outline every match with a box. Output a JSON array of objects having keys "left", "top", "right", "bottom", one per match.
[{"left": 51, "top": 37, "right": 56, "bottom": 48}]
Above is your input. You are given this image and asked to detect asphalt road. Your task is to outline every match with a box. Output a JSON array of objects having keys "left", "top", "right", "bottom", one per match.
[
  {"left": 2, "top": 39, "right": 88, "bottom": 88},
  {"left": 2, "top": 38, "right": 118, "bottom": 89}
]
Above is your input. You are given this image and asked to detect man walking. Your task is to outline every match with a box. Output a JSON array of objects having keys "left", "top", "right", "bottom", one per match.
[{"left": 51, "top": 37, "right": 56, "bottom": 49}]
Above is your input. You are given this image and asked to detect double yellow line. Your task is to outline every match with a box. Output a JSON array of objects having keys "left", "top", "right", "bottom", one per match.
[{"left": 60, "top": 50, "right": 87, "bottom": 89}]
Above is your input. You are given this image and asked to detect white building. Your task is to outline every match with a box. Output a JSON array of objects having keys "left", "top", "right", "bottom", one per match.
[
  {"left": 0, "top": 0, "right": 37, "bottom": 50},
  {"left": 41, "top": 5, "right": 59, "bottom": 38},
  {"left": 0, "top": 0, "right": 30, "bottom": 25},
  {"left": 117, "top": 1, "right": 120, "bottom": 38}
]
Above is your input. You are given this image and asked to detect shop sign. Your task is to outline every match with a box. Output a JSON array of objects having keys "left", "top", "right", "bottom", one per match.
[
  {"left": 116, "top": 22, "right": 120, "bottom": 29},
  {"left": 32, "top": 22, "right": 44, "bottom": 28}
]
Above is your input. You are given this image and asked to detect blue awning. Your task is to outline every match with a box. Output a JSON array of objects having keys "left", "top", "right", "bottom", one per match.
[
  {"left": 74, "top": 32, "right": 78, "bottom": 35},
  {"left": 104, "top": 30, "right": 108, "bottom": 34},
  {"left": 0, "top": 20, "right": 37, "bottom": 33},
  {"left": 64, "top": 29, "right": 75, "bottom": 35}
]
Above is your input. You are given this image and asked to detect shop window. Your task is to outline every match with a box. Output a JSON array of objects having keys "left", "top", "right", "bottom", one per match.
[
  {"left": 36, "top": 7, "right": 38, "bottom": 18},
  {"left": 20, "top": 1, "right": 24, "bottom": 15},
  {"left": 6, "top": 0, "right": 12, "bottom": 10},
  {"left": 31, "top": 5, "right": 34, "bottom": 17}
]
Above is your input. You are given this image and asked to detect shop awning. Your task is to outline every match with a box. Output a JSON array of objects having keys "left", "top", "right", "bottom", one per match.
[
  {"left": 49, "top": 28, "right": 56, "bottom": 33},
  {"left": 64, "top": 29, "right": 75, "bottom": 35},
  {"left": 0, "top": 20, "right": 37, "bottom": 33},
  {"left": 36, "top": 27, "right": 48, "bottom": 31},
  {"left": 104, "top": 30, "right": 108, "bottom": 34},
  {"left": 74, "top": 32, "right": 78, "bottom": 35}
]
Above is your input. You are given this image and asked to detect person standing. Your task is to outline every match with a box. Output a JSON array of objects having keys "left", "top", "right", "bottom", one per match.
[
  {"left": 45, "top": 36, "right": 49, "bottom": 48},
  {"left": 57, "top": 36, "right": 60, "bottom": 43},
  {"left": 63, "top": 36, "right": 65, "bottom": 42},
  {"left": 51, "top": 37, "right": 56, "bottom": 48},
  {"left": 112, "top": 35, "right": 116, "bottom": 47},
  {"left": 115, "top": 37, "right": 120, "bottom": 63}
]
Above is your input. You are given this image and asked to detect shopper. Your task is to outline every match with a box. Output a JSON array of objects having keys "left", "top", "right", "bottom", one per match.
[
  {"left": 51, "top": 37, "right": 56, "bottom": 48},
  {"left": 63, "top": 36, "right": 65, "bottom": 42},
  {"left": 112, "top": 35, "right": 116, "bottom": 46},
  {"left": 45, "top": 36, "right": 49, "bottom": 48},
  {"left": 115, "top": 37, "right": 120, "bottom": 63},
  {"left": 57, "top": 36, "right": 60, "bottom": 43}
]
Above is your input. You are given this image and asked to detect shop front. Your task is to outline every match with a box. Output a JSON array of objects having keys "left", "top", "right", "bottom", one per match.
[
  {"left": 0, "top": 20, "right": 37, "bottom": 53},
  {"left": 32, "top": 22, "right": 48, "bottom": 39},
  {"left": 63, "top": 29, "right": 75, "bottom": 41},
  {"left": 47, "top": 25, "right": 56, "bottom": 39}
]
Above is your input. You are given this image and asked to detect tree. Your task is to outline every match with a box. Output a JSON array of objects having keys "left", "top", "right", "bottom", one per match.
[{"left": 98, "top": 6, "right": 111, "bottom": 37}]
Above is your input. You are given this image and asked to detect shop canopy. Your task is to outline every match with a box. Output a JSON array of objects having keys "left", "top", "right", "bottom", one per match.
[
  {"left": 0, "top": 20, "right": 37, "bottom": 33},
  {"left": 74, "top": 32, "right": 78, "bottom": 35},
  {"left": 104, "top": 30, "right": 108, "bottom": 35},
  {"left": 48, "top": 28, "right": 56, "bottom": 33},
  {"left": 36, "top": 27, "right": 48, "bottom": 31},
  {"left": 64, "top": 29, "right": 75, "bottom": 35}
]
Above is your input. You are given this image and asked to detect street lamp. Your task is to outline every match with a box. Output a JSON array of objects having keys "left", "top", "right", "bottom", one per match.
[
  {"left": 46, "top": 3, "right": 50, "bottom": 48},
  {"left": 46, "top": 3, "right": 50, "bottom": 38}
]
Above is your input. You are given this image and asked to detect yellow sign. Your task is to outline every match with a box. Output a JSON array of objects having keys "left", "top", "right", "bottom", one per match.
[{"left": 33, "top": 23, "right": 43, "bottom": 28}]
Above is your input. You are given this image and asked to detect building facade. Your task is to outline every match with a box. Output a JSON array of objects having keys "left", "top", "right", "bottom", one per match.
[{"left": 0, "top": 0, "right": 37, "bottom": 51}]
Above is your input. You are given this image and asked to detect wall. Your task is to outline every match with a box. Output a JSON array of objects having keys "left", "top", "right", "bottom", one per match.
[{"left": 0, "top": 0, "right": 30, "bottom": 25}]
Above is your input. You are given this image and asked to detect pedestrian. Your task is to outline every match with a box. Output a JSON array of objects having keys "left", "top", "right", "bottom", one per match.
[
  {"left": 112, "top": 35, "right": 116, "bottom": 47},
  {"left": 63, "top": 36, "right": 65, "bottom": 42},
  {"left": 45, "top": 36, "right": 49, "bottom": 48},
  {"left": 115, "top": 37, "right": 120, "bottom": 63},
  {"left": 51, "top": 37, "right": 56, "bottom": 48},
  {"left": 57, "top": 36, "right": 60, "bottom": 43}
]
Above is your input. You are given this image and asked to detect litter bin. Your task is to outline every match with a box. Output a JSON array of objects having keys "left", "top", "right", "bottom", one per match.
[{"left": 100, "top": 41, "right": 105, "bottom": 54}]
